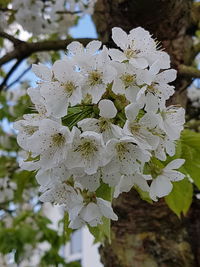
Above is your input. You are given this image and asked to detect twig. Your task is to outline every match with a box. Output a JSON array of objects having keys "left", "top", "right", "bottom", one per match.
[
  {"left": 0, "top": 59, "right": 23, "bottom": 91},
  {"left": 5, "top": 65, "right": 31, "bottom": 90},
  {"left": 56, "top": 10, "right": 82, "bottom": 15},
  {"left": 179, "top": 64, "right": 200, "bottom": 79},
  {"left": 0, "top": 31, "right": 23, "bottom": 46}
]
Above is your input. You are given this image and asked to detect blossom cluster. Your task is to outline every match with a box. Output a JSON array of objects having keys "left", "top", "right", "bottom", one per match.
[
  {"left": 6, "top": 0, "right": 97, "bottom": 35},
  {"left": 14, "top": 27, "right": 185, "bottom": 229}
]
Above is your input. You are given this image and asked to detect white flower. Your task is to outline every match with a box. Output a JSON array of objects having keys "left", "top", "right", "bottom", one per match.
[
  {"left": 105, "top": 137, "right": 151, "bottom": 176},
  {"left": 40, "top": 60, "right": 83, "bottom": 118},
  {"left": 114, "top": 173, "right": 150, "bottom": 198},
  {"left": 158, "top": 106, "right": 185, "bottom": 140},
  {"left": 32, "top": 63, "right": 53, "bottom": 82},
  {"left": 40, "top": 182, "right": 84, "bottom": 214},
  {"left": 13, "top": 116, "right": 40, "bottom": 151},
  {"left": 27, "top": 86, "right": 49, "bottom": 117},
  {"left": 73, "top": 169, "right": 101, "bottom": 192},
  {"left": 66, "top": 127, "right": 107, "bottom": 175},
  {"left": 67, "top": 40, "right": 102, "bottom": 63},
  {"left": 149, "top": 159, "right": 185, "bottom": 201},
  {"left": 110, "top": 27, "right": 154, "bottom": 69},
  {"left": 80, "top": 47, "right": 117, "bottom": 103},
  {"left": 27, "top": 119, "right": 72, "bottom": 170},
  {"left": 123, "top": 103, "right": 159, "bottom": 150},
  {"left": 36, "top": 164, "right": 71, "bottom": 192},
  {"left": 154, "top": 135, "right": 176, "bottom": 161},
  {"left": 111, "top": 62, "right": 143, "bottom": 103},
  {"left": 78, "top": 100, "right": 122, "bottom": 143},
  {"left": 136, "top": 63, "right": 177, "bottom": 112},
  {"left": 69, "top": 197, "right": 118, "bottom": 229}
]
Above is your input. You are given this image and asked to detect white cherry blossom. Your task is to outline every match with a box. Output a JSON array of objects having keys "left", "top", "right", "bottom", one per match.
[
  {"left": 40, "top": 60, "right": 83, "bottom": 118},
  {"left": 78, "top": 100, "right": 122, "bottom": 142},
  {"left": 149, "top": 159, "right": 185, "bottom": 201},
  {"left": 123, "top": 103, "right": 160, "bottom": 150},
  {"left": 66, "top": 127, "right": 107, "bottom": 175}
]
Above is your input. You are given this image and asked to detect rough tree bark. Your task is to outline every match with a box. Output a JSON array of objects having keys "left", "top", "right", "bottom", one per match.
[{"left": 93, "top": 0, "right": 200, "bottom": 266}]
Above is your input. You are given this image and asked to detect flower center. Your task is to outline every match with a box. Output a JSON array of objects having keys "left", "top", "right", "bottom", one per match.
[
  {"left": 98, "top": 118, "right": 111, "bottom": 132},
  {"left": 52, "top": 133, "right": 65, "bottom": 147},
  {"left": 88, "top": 70, "right": 103, "bottom": 86},
  {"left": 120, "top": 73, "right": 135, "bottom": 87},
  {"left": 116, "top": 143, "right": 129, "bottom": 160},
  {"left": 64, "top": 81, "right": 76, "bottom": 96},
  {"left": 24, "top": 125, "right": 38, "bottom": 136},
  {"left": 75, "top": 139, "right": 98, "bottom": 157},
  {"left": 124, "top": 48, "right": 136, "bottom": 59},
  {"left": 147, "top": 83, "right": 159, "bottom": 94},
  {"left": 129, "top": 122, "right": 141, "bottom": 134}
]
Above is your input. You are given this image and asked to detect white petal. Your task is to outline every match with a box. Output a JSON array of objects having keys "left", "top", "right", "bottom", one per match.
[
  {"left": 67, "top": 41, "right": 83, "bottom": 55},
  {"left": 86, "top": 40, "right": 102, "bottom": 54},
  {"left": 164, "top": 159, "right": 185, "bottom": 171},
  {"left": 156, "top": 69, "right": 177, "bottom": 84},
  {"left": 32, "top": 63, "right": 52, "bottom": 81},
  {"left": 112, "top": 27, "right": 128, "bottom": 50},
  {"left": 109, "top": 48, "right": 126, "bottom": 62},
  {"left": 163, "top": 171, "right": 185, "bottom": 182},
  {"left": 97, "top": 198, "right": 118, "bottom": 220},
  {"left": 150, "top": 176, "right": 172, "bottom": 199},
  {"left": 125, "top": 103, "right": 140, "bottom": 121},
  {"left": 81, "top": 203, "right": 101, "bottom": 222},
  {"left": 130, "top": 57, "right": 148, "bottom": 69},
  {"left": 99, "top": 99, "right": 117, "bottom": 119}
]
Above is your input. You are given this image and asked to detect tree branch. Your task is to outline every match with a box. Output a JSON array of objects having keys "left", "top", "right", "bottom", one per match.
[
  {"left": 0, "top": 59, "right": 23, "bottom": 91},
  {"left": 0, "top": 31, "right": 23, "bottom": 46},
  {"left": 5, "top": 65, "right": 31, "bottom": 91},
  {"left": 0, "top": 38, "right": 96, "bottom": 67},
  {"left": 179, "top": 64, "right": 200, "bottom": 78}
]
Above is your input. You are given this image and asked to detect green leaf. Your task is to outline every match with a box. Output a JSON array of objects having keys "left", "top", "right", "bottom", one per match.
[
  {"left": 96, "top": 182, "right": 112, "bottom": 201},
  {"left": 165, "top": 177, "right": 193, "bottom": 217},
  {"left": 89, "top": 182, "right": 112, "bottom": 243},
  {"left": 89, "top": 216, "right": 111, "bottom": 244},
  {"left": 134, "top": 185, "right": 152, "bottom": 204},
  {"left": 180, "top": 130, "right": 200, "bottom": 189}
]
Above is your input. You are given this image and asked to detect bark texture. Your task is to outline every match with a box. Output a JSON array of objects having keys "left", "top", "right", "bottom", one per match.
[{"left": 93, "top": 0, "right": 200, "bottom": 266}]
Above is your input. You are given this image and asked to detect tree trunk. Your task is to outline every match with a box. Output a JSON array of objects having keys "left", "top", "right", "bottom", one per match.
[{"left": 93, "top": 0, "right": 200, "bottom": 266}]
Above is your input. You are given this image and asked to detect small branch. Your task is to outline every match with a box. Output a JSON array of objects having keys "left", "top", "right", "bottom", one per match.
[
  {"left": 0, "top": 31, "right": 23, "bottom": 46},
  {"left": 56, "top": 10, "right": 82, "bottom": 15},
  {"left": 0, "top": 7, "right": 14, "bottom": 12},
  {"left": 5, "top": 65, "right": 31, "bottom": 90},
  {"left": 0, "top": 59, "right": 23, "bottom": 91},
  {"left": 179, "top": 64, "right": 200, "bottom": 79}
]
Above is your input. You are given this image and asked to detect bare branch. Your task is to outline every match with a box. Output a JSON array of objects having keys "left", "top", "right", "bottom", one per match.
[
  {"left": 0, "top": 31, "right": 23, "bottom": 46},
  {"left": 0, "top": 7, "right": 14, "bottom": 12},
  {"left": 0, "top": 38, "right": 96, "bottom": 67},
  {"left": 0, "top": 59, "right": 23, "bottom": 91},
  {"left": 5, "top": 65, "right": 31, "bottom": 90},
  {"left": 179, "top": 64, "right": 200, "bottom": 78}
]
